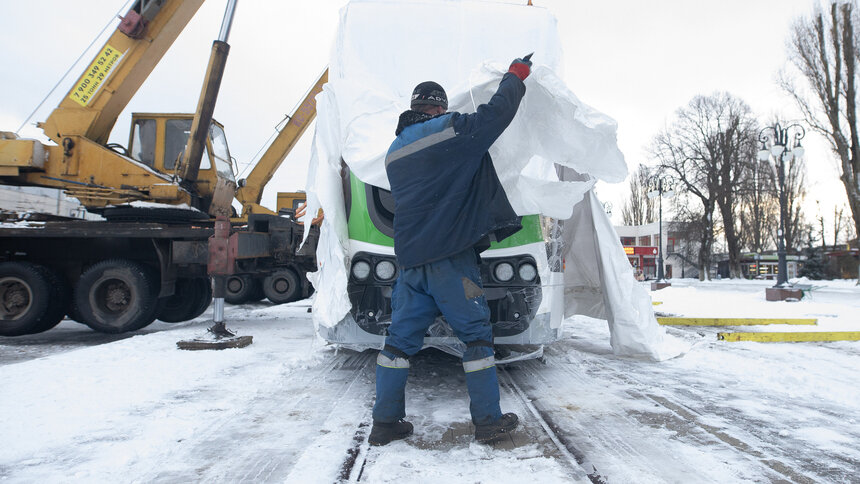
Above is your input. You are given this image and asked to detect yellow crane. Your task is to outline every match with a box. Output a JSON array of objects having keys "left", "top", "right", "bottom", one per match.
[
  {"left": 0, "top": 0, "right": 323, "bottom": 337},
  {"left": 0, "top": 0, "right": 235, "bottom": 218}
]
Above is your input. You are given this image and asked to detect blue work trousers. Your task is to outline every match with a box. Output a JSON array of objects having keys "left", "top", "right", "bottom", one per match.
[{"left": 373, "top": 248, "right": 502, "bottom": 426}]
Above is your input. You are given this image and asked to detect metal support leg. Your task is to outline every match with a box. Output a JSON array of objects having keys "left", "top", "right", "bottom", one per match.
[{"left": 208, "top": 275, "right": 234, "bottom": 338}]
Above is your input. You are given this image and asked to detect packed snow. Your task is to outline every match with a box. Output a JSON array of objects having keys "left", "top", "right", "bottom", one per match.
[{"left": 1, "top": 279, "right": 858, "bottom": 483}]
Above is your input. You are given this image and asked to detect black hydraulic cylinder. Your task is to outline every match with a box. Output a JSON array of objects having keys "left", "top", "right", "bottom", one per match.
[{"left": 180, "top": 39, "right": 230, "bottom": 185}]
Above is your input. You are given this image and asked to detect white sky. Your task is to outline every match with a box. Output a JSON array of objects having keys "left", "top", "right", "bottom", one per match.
[{"left": 0, "top": 0, "right": 851, "bottom": 231}]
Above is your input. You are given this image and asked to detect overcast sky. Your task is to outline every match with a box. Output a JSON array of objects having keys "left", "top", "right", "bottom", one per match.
[{"left": 0, "top": 0, "right": 850, "bottom": 233}]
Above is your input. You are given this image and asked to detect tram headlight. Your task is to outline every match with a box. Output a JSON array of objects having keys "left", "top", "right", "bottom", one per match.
[
  {"left": 352, "top": 260, "right": 371, "bottom": 280},
  {"left": 518, "top": 262, "right": 537, "bottom": 282},
  {"left": 375, "top": 260, "right": 396, "bottom": 281},
  {"left": 493, "top": 262, "right": 515, "bottom": 282}
]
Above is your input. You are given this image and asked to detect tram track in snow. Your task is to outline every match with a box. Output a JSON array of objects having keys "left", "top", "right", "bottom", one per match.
[
  {"left": 336, "top": 350, "right": 598, "bottom": 483},
  {"left": 142, "top": 348, "right": 377, "bottom": 483},
  {"left": 499, "top": 365, "right": 607, "bottom": 484},
  {"left": 508, "top": 341, "right": 858, "bottom": 483},
  {"left": 303, "top": 342, "right": 856, "bottom": 483}
]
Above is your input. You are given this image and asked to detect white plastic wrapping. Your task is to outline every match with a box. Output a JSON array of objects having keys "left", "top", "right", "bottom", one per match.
[
  {"left": 560, "top": 186, "right": 689, "bottom": 360},
  {"left": 302, "top": 0, "right": 687, "bottom": 361}
]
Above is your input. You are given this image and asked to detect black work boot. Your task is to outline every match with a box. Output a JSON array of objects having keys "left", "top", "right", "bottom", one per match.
[
  {"left": 475, "top": 412, "right": 519, "bottom": 443},
  {"left": 368, "top": 419, "right": 413, "bottom": 446}
]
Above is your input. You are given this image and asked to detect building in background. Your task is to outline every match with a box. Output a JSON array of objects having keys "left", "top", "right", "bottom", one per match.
[
  {"left": 614, "top": 221, "right": 697, "bottom": 280},
  {"left": 823, "top": 240, "right": 859, "bottom": 279},
  {"left": 615, "top": 222, "right": 860, "bottom": 280},
  {"left": 724, "top": 252, "right": 804, "bottom": 280}
]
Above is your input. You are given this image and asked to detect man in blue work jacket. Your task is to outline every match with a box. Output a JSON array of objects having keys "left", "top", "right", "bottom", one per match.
[{"left": 369, "top": 54, "right": 533, "bottom": 446}]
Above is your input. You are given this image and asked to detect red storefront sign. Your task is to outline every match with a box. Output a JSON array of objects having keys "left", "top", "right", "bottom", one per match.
[{"left": 624, "top": 246, "right": 658, "bottom": 255}]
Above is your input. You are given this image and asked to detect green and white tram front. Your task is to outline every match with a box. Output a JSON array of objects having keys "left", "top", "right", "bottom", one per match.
[{"left": 320, "top": 170, "right": 563, "bottom": 353}]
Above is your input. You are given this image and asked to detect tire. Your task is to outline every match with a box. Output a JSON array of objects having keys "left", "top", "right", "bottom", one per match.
[
  {"left": 249, "top": 277, "right": 266, "bottom": 302},
  {"left": 27, "top": 265, "right": 71, "bottom": 334},
  {"left": 0, "top": 262, "right": 54, "bottom": 336},
  {"left": 74, "top": 259, "right": 159, "bottom": 334},
  {"left": 156, "top": 277, "right": 212, "bottom": 322},
  {"left": 133, "top": 265, "right": 162, "bottom": 331},
  {"left": 224, "top": 274, "right": 260, "bottom": 305},
  {"left": 186, "top": 277, "right": 213, "bottom": 320},
  {"left": 263, "top": 269, "right": 301, "bottom": 304}
]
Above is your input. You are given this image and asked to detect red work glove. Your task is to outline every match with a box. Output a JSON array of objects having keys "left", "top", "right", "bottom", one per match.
[{"left": 508, "top": 53, "right": 533, "bottom": 81}]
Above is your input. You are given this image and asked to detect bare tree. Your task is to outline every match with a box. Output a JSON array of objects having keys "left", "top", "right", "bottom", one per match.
[
  {"left": 833, "top": 204, "right": 848, "bottom": 248},
  {"left": 847, "top": 209, "right": 859, "bottom": 242},
  {"left": 621, "top": 165, "right": 656, "bottom": 225},
  {"left": 650, "top": 92, "right": 757, "bottom": 279},
  {"left": 816, "top": 200, "right": 827, "bottom": 248},
  {"left": 668, "top": 200, "right": 707, "bottom": 279},
  {"left": 815, "top": 201, "right": 850, "bottom": 249},
  {"left": 782, "top": 1, "right": 860, "bottom": 246},
  {"left": 738, "top": 157, "right": 776, "bottom": 253}
]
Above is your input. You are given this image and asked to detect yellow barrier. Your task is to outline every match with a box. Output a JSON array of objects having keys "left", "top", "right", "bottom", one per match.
[
  {"left": 657, "top": 317, "right": 817, "bottom": 326},
  {"left": 718, "top": 331, "right": 860, "bottom": 343}
]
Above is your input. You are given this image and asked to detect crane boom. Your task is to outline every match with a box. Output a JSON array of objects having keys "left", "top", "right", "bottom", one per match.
[
  {"left": 236, "top": 69, "right": 328, "bottom": 217},
  {"left": 40, "top": 0, "right": 206, "bottom": 146},
  {"left": 0, "top": 0, "right": 241, "bottom": 212}
]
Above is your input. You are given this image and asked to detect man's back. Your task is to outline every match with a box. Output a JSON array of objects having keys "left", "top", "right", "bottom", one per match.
[{"left": 385, "top": 72, "right": 527, "bottom": 268}]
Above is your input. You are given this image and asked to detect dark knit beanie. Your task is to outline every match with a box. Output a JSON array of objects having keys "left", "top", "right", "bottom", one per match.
[{"left": 410, "top": 81, "right": 448, "bottom": 110}]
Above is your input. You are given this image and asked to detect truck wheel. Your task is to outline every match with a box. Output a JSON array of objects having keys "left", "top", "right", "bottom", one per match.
[
  {"left": 0, "top": 262, "right": 53, "bottom": 336},
  {"left": 263, "top": 269, "right": 301, "bottom": 304},
  {"left": 157, "top": 277, "right": 212, "bottom": 322},
  {"left": 27, "top": 265, "right": 71, "bottom": 334},
  {"left": 250, "top": 277, "right": 267, "bottom": 302},
  {"left": 186, "top": 277, "right": 213, "bottom": 320},
  {"left": 225, "top": 275, "right": 259, "bottom": 304},
  {"left": 133, "top": 265, "right": 162, "bottom": 331},
  {"left": 74, "top": 259, "right": 159, "bottom": 334}
]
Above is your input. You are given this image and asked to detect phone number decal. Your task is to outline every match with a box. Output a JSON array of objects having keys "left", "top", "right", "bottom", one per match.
[{"left": 69, "top": 44, "right": 124, "bottom": 107}]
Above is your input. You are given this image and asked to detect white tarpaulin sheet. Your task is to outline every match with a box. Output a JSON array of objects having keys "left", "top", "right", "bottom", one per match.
[{"left": 302, "top": 0, "right": 687, "bottom": 361}]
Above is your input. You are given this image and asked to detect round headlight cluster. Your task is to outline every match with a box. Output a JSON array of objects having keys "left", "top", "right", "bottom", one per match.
[
  {"left": 493, "top": 262, "right": 515, "bottom": 282},
  {"left": 352, "top": 260, "right": 371, "bottom": 280},
  {"left": 518, "top": 262, "right": 537, "bottom": 281},
  {"left": 375, "top": 260, "right": 396, "bottom": 280}
]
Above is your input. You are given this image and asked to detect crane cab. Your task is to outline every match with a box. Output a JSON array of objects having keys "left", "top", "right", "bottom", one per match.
[{"left": 128, "top": 113, "right": 235, "bottom": 212}]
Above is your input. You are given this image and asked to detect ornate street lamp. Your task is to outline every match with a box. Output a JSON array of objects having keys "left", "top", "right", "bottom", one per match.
[
  {"left": 758, "top": 122, "right": 805, "bottom": 294},
  {"left": 647, "top": 174, "right": 675, "bottom": 283},
  {"left": 602, "top": 201, "right": 613, "bottom": 217}
]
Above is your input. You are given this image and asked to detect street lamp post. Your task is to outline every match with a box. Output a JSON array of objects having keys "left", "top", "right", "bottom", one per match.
[
  {"left": 758, "top": 122, "right": 805, "bottom": 300},
  {"left": 647, "top": 174, "right": 675, "bottom": 286}
]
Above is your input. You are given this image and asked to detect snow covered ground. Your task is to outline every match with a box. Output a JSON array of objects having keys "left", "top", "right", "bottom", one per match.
[{"left": 1, "top": 279, "right": 858, "bottom": 483}]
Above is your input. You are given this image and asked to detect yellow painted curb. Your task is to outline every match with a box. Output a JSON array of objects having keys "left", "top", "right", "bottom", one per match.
[
  {"left": 718, "top": 332, "right": 860, "bottom": 343},
  {"left": 657, "top": 317, "right": 817, "bottom": 326},
  {"left": 652, "top": 302, "right": 663, "bottom": 306}
]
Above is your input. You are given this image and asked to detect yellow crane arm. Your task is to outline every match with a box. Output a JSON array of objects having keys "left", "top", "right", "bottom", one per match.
[
  {"left": 40, "top": 0, "right": 206, "bottom": 146},
  {"left": 235, "top": 69, "right": 328, "bottom": 217}
]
